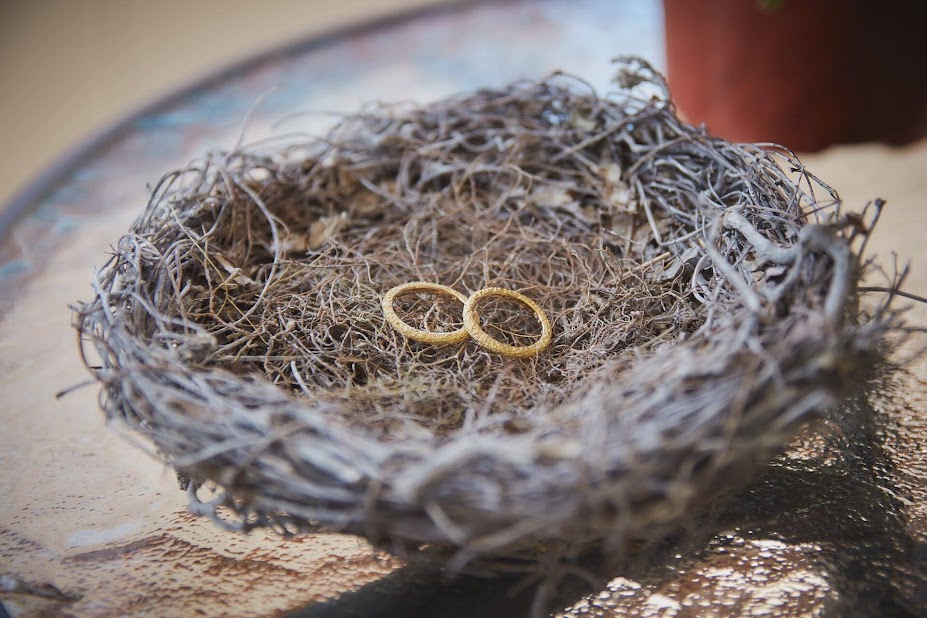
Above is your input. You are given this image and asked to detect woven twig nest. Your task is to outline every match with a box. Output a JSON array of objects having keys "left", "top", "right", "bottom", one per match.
[{"left": 76, "top": 58, "right": 897, "bottom": 574}]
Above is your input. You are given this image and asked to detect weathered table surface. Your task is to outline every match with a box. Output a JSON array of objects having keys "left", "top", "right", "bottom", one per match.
[{"left": 1, "top": 1, "right": 924, "bottom": 616}]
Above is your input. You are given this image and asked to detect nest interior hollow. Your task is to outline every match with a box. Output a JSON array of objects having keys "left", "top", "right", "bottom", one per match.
[{"left": 76, "top": 58, "right": 896, "bottom": 568}]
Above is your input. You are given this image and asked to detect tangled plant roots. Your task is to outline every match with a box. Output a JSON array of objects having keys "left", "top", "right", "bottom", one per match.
[{"left": 76, "top": 58, "right": 900, "bottom": 571}]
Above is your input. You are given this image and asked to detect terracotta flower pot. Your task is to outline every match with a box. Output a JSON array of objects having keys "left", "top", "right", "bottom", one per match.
[{"left": 664, "top": 0, "right": 927, "bottom": 152}]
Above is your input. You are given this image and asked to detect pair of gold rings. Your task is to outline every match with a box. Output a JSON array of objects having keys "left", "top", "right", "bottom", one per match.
[{"left": 381, "top": 282, "right": 552, "bottom": 358}]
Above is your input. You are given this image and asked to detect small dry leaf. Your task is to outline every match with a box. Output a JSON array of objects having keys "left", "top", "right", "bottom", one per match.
[
  {"left": 308, "top": 213, "right": 348, "bottom": 250},
  {"left": 528, "top": 184, "right": 575, "bottom": 209},
  {"left": 598, "top": 163, "right": 633, "bottom": 210},
  {"left": 213, "top": 253, "right": 256, "bottom": 285},
  {"left": 350, "top": 189, "right": 385, "bottom": 217}
]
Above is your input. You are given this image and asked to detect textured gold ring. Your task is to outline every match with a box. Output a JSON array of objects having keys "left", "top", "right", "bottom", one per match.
[
  {"left": 463, "top": 287, "right": 552, "bottom": 358},
  {"left": 382, "top": 282, "right": 469, "bottom": 345}
]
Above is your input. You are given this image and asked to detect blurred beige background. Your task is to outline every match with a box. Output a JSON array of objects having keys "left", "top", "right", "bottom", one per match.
[{"left": 0, "top": 0, "right": 441, "bottom": 210}]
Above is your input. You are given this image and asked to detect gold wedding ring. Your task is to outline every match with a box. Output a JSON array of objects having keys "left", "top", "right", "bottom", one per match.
[
  {"left": 381, "top": 282, "right": 469, "bottom": 345},
  {"left": 382, "top": 282, "right": 552, "bottom": 358},
  {"left": 463, "top": 287, "right": 552, "bottom": 358}
]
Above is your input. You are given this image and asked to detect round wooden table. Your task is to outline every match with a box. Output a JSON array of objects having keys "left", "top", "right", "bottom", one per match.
[{"left": 1, "top": 1, "right": 924, "bottom": 616}]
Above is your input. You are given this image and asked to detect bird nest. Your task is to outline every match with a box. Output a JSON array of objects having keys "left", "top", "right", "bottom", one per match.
[{"left": 75, "top": 58, "right": 897, "bottom": 574}]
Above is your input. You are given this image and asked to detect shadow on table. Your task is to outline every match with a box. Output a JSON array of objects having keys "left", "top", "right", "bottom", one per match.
[
  {"left": 286, "top": 392, "right": 927, "bottom": 617},
  {"left": 285, "top": 563, "right": 541, "bottom": 618}
]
